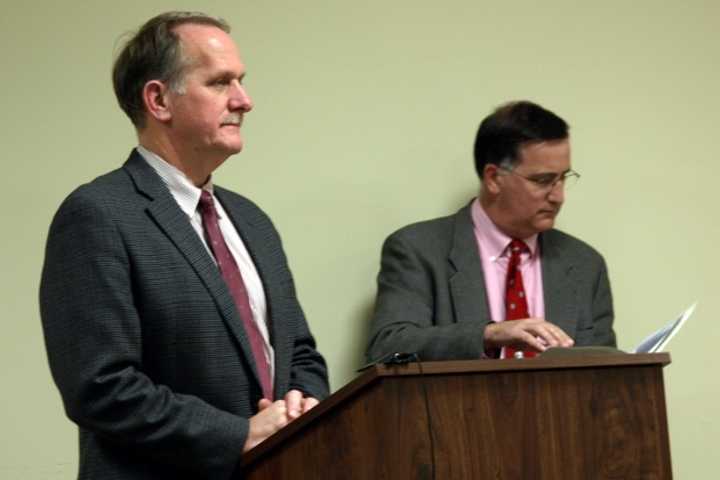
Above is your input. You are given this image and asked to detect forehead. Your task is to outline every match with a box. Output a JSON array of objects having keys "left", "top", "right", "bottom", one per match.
[
  {"left": 175, "top": 24, "right": 244, "bottom": 72},
  {"left": 516, "top": 139, "right": 571, "bottom": 172}
]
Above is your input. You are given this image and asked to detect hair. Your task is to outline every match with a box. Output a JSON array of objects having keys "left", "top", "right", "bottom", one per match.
[
  {"left": 473, "top": 100, "right": 569, "bottom": 179},
  {"left": 112, "top": 11, "right": 230, "bottom": 128}
]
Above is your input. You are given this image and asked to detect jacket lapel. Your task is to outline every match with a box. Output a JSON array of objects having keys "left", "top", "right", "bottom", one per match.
[
  {"left": 540, "top": 231, "right": 578, "bottom": 337},
  {"left": 123, "top": 151, "right": 265, "bottom": 389},
  {"left": 214, "top": 187, "right": 289, "bottom": 395},
  {"left": 448, "top": 205, "right": 491, "bottom": 325}
]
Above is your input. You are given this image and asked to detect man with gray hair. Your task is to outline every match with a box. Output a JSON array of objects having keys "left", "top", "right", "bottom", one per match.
[{"left": 40, "top": 11, "right": 328, "bottom": 479}]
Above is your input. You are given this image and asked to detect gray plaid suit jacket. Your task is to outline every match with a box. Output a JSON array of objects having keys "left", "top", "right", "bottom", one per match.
[
  {"left": 40, "top": 150, "right": 328, "bottom": 479},
  {"left": 366, "top": 204, "right": 616, "bottom": 362}
]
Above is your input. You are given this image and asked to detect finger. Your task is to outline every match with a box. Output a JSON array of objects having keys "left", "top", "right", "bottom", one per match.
[
  {"left": 514, "top": 322, "right": 555, "bottom": 349},
  {"left": 552, "top": 325, "right": 574, "bottom": 347},
  {"left": 271, "top": 401, "right": 289, "bottom": 428},
  {"left": 518, "top": 330, "right": 549, "bottom": 352},
  {"left": 284, "top": 389, "right": 303, "bottom": 420},
  {"left": 533, "top": 318, "right": 574, "bottom": 347},
  {"left": 302, "top": 397, "right": 319, "bottom": 414},
  {"left": 257, "top": 398, "right": 273, "bottom": 411},
  {"left": 540, "top": 322, "right": 573, "bottom": 348},
  {"left": 536, "top": 324, "right": 562, "bottom": 348},
  {"left": 528, "top": 320, "right": 570, "bottom": 349}
]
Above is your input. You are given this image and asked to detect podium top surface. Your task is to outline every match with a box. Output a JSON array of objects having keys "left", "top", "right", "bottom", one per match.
[{"left": 371, "top": 351, "right": 670, "bottom": 377}]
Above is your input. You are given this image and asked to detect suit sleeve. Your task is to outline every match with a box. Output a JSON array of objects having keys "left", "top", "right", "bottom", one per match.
[
  {"left": 39, "top": 192, "right": 247, "bottom": 479},
  {"left": 286, "top": 286, "right": 330, "bottom": 400},
  {"left": 259, "top": 214, "right": 329, "bottom": 400},
  {"left": 274, "top": 246, "right": 329, "bottom": 399},
  {"left": 366, "top": 232, "right": 488, "bottom": 363},
  {"left": 590, "top": 257, "right": 617, "bottom": 347}
]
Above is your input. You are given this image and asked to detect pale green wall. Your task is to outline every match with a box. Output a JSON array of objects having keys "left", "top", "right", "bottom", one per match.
[{"left": 1, "top": 1, "right": 718, "bottom": 477}]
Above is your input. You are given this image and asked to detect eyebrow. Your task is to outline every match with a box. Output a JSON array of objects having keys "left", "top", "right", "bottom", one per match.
[
  {"left": 209, "top": 69, "right": 246, "bottom": 81},
  {"left": 535, "top": 167, "right": 571, "bottom": 175}
]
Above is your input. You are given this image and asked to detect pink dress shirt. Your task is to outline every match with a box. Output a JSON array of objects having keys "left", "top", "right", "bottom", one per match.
[{"left": 470, "top": 198, "right": 545, "bottom": 327}]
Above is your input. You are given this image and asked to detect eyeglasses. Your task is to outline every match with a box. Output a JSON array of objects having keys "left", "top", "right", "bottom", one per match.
[{"left": 500, "top": 167, "right": 581, "bottom": 192}]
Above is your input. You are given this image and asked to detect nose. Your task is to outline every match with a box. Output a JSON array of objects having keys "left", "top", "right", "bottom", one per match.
[
  {"left": 547, "top": 179, "right": 565, "bottom": 204},
  {"left": 229, "top": 81, "right": 253, "bottom": 113}
]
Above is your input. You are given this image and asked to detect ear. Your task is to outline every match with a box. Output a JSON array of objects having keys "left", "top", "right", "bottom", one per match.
[
  {"left": 482, "top": 164, "right": 503, "bottom": 195},
  {"left": 142, "top": 80, "right": 173, "bottom": 123}
]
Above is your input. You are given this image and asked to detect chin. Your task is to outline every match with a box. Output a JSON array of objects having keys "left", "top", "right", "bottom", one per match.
[
  {"left": 219, "top": 141, "right": 244, "bottom": 155},
  {"left": 530, "top": 215, "right": 555, "bottom": 230},
  {"left": 534, "top": 220, "right": 555, "bottom": 233},
  {"left": 216, "top": 131, "right": 244, "bottom": 152}
]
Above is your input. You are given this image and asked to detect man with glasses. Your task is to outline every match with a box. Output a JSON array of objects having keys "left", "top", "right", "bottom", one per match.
[{"left": 366, "top": 100, "right": 616, "bottom": 362}]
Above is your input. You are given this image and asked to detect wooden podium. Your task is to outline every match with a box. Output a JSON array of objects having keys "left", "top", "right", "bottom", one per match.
[{"left": 242, "top": 353, "right": 672, "bottom": 479}]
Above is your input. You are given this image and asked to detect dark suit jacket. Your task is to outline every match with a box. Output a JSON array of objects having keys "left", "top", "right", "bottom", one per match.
[
  {"left": 40, "top": 150, "right": 328, "bottom": 479},
  {"left": 366, "top": 204, "right": 616, "bottom": 362}
]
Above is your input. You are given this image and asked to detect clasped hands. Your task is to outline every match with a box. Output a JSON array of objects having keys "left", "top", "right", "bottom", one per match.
[
  {"left": 243, "top": 389, "right": 319, "bottom": 452},
  {"left": 484, "top": 317, "right": 574, "bottom": 353}
]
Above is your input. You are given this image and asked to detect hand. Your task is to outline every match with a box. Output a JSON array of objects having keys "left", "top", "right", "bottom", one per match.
[
  {"left": 284, "top": 389, "right": 320, "bottom": 421},
  {"left": 242, "top": 399, "right": 288, "bottom": 452},
  {"left": 484, "top": 318, "right": 574, "bottom": 352}
]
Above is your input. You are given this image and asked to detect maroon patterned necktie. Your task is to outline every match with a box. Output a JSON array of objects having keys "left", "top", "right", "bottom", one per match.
[
  {"left": 198, "top": 190, "right": 274, "bottom": 399},
  {"left": 504, "top": 239, "right": 536, "bottom": 359}
]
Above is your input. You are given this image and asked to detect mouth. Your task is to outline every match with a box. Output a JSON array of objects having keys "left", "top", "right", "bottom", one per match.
[{"left": 538, "top": 209, "right": 559, "bottom": 217}]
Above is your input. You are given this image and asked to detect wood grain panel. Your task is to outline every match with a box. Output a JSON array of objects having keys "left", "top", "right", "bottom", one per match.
[{"left": 242, "top": 355, "right": 672, "bottom": 479}]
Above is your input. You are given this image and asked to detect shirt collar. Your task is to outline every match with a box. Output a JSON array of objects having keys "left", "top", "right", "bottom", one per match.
[
  {"left": 136, "top": 145, "right": 215, "bottom": 218},
  {"left": 470, "top": 197, "right": 539, "bottom": 259}
]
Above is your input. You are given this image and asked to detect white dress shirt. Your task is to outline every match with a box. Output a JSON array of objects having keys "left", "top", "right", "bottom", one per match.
[{"left": 137, "top": 145, "right": 275, "bottom": 380}]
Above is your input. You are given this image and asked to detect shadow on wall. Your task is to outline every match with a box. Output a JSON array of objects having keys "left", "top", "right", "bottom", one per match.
[{"left": 349, "top": 296, "right": 376, "bottom": 371}]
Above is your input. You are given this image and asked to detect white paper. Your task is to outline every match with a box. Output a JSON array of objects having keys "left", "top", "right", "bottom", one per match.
[{"left": 634, "top": 302, "right": 697, "bottom": 354}]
